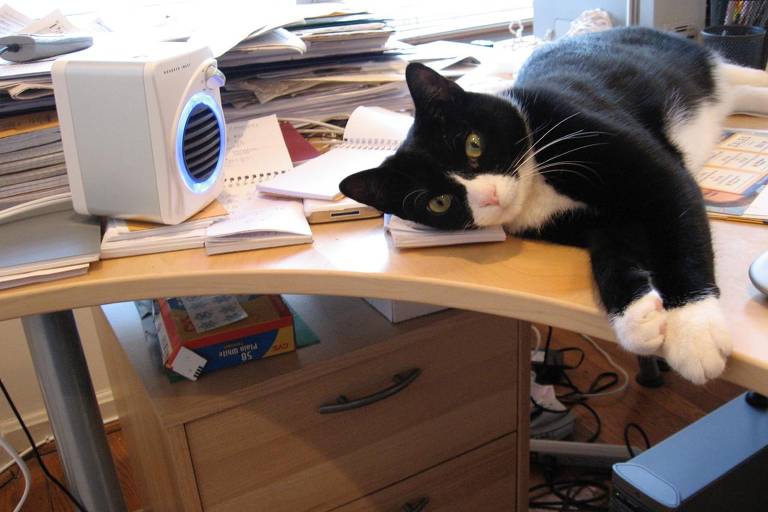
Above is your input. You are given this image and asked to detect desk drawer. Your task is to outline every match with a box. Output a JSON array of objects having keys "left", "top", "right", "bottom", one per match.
[
  {"left": 185, "top": 312, "right": 519, "bottom": 512},
  {"left": 334, "top": 434, "right": 517, "bottom": 512}
]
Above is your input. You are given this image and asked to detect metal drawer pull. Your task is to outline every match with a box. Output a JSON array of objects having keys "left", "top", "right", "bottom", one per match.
[
  {"left": 318, "top": 368, "right": 422, "bottom": 414},
  {"left": 401, "top": 497, "right": 429, "bottom": 511}
]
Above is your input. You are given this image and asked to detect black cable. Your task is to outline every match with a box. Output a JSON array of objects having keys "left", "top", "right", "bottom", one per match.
[
  {"left": 530, "top": 477, "right": 611, "bottom": 511},
  {"left": 0, "top": 378, "right": 89, "bottom": 512},
  {"left": 624, "top": 422, "right": 652, "bottom": 457}
]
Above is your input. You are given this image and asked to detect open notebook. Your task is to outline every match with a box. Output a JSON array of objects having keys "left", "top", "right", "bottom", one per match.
[
  {"left": 206, "top": 115, "right": 312, "bottom": 255},
  {"left": 257, "top": 106, "right": 414, "bottom": 201}
]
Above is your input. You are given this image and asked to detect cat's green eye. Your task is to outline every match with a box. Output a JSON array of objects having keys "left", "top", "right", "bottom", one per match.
[
  {"left": 465, "top": 132, "right": 483, "bottom": 159},
  {"left": 427, "top": 194, "right": 453, "bottom": 214}
]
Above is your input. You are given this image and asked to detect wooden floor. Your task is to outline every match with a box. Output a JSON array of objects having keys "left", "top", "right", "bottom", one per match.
[{"left": 0, "top": 326, "right": 745, "bottom": 511}]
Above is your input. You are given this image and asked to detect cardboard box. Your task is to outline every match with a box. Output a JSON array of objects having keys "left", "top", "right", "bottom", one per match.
[
  {"left": 156, "top": 294, "right": 295, "bottom": 379},
  {"left": 363, "top": 298, "right": 447, "bottom": 323}
]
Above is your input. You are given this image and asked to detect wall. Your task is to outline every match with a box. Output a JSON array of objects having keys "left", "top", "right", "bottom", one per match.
[{"left": 0, "top": 308, "right": 115, "bottom": 468}]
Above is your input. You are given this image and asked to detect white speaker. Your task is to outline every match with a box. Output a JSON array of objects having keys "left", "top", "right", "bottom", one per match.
[{"left": 52, "top": 42, "right": 226, "bottom": 225}]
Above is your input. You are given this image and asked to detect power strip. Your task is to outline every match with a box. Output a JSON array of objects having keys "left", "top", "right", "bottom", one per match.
[{"left": 531, "top": 439, "right": 643, "bottom": 470}]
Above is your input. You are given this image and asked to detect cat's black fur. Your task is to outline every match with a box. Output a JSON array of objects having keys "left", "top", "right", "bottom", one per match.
[{"left": 340, "top": 27, "right": 720, "bottom": 318}]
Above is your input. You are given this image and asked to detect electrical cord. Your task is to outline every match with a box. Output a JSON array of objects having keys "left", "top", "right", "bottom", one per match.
[
  {"left": 277, "top": 117, "right": 346, "bottom": 135},
  {"left": 0, "top": 434, "right": 30, "bottom": 512},
  {"left": 529, "top": 327, "right": 652, "bottom": 511},
  {"left": 530, "top": 475, "right": 610, "bottom": 511},
  {"left": 0, "top": 378, "right": 89, "bottom": 512},
  {"left": 531, "top": 324, "right": 543, "bottom": 351},
  {"left": 624, "top": 422, "right": 652, "bottom": 457}
]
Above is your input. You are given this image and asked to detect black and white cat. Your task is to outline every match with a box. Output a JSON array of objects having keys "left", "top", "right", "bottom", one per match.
[{"left": 340, "top": 27, "right": 768, "bottom": 384}]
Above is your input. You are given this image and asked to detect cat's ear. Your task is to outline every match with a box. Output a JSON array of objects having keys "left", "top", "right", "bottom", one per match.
[
  {"left": 339, "top": 167, "right": 393, "bottom": 211},
  {"left": 405, "top": 62, "right": 464, "bottom": 113}
]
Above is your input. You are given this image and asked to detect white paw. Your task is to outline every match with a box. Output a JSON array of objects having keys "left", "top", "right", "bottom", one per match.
[
  {"left": 611, "top": 290, "right": 666, "bottom": 356},
  {"left": 661, "top": 296, "right": 733, "bottom": 385}
]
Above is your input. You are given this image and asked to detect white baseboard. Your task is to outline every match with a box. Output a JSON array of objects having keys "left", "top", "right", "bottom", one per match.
[{"left": 0, "top": 388, "right": 117, "bottom": 468}]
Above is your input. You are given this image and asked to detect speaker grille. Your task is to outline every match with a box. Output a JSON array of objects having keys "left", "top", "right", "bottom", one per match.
[{"left": 181, "top": 103, "right": 221, "bottom": 183}]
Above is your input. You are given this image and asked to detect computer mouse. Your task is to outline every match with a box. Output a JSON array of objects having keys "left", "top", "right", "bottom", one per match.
[{"left": 749, "top": 251, "right": 768, "bottom": 296}]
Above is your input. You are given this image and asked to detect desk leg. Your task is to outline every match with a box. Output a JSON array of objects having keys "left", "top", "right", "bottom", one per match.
[{"left": 22, "top": 311, "right": 127, "bottom": 512}]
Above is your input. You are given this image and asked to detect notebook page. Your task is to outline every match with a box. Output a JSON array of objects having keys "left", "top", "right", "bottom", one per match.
[
  {"left": 258, "top": 107, "right": 414, "bottom": 201},
  {"left": 343, "top": 106, "right": 414, "bottom": 143},
  {"left": 207, "top": 194, "right": 310, "bottom": 238},
  {"left": 220, "top": 115, "right": 293, "bottom": 213}
]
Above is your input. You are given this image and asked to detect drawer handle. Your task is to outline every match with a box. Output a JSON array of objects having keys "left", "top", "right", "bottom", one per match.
[
  {"left": 401, "top": 497, "right": 429, "bottom": 511},
  {"left": 318, "top": 368, "right": 422, "bottom": 414}
]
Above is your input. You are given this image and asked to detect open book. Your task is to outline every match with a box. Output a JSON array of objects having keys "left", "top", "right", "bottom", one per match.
[
  {"left": 205, "top": 115, "right": 312, "bottom": 255},
  {"left": 205, "top": 195, "right": 312, "bottom": 254},
  {"left": 385, "top": 215, "right": 507, "bottom": 249},
  {"left": 100, "top": 200, "right": 228, "bottom": 259},
  {"left": 694, "top": 129, "right": 768, "bottom": 224},
  {"left": 257, "top": 106, "right": 413, "bottom": 201}
]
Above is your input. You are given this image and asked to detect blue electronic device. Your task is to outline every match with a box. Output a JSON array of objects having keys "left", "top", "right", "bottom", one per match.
[{"left": 611, "top": 393, "right": 768, "bottom": 511}]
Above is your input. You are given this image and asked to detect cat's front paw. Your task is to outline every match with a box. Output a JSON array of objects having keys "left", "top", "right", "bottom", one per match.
[
  {"left": 611, "top": 290, "right": 666, "bottom": 356},
  {"left": 661, "top": 296, "right": 733, "bottom": 385}
]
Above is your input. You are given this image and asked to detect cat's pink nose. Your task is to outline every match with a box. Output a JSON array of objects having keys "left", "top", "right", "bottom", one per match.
[{"left": 481, "top": 188, "right": 499, "bottom": 207}]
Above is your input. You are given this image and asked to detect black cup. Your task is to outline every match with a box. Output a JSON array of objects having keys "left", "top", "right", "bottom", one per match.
[{"left": 701, "top": 25, "right": 767, "bottom": 69}]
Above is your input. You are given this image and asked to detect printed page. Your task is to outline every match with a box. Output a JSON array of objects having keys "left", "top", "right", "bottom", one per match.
[
  {"left": 0, "top": 5, "right": 31, "bottom": 36},
  {"left": 219, "top": 115, "right": 293, "bottom": 213},
  {"left": 21, "top": 9, "right": 79, "bottom": 34},
  {"left": 207, "top": 194, "right": 310, "bottom": 238},
  {"left": 697, "top": 130, "right": 768, "bottom": 219}
]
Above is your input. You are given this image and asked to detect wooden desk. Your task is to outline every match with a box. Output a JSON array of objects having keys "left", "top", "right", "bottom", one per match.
[
  {"left": 3, "top": 213, "right": 767, "bottom": 391},
  {"left": 2, "top": 117, "right": 767, "bottom": 511}
]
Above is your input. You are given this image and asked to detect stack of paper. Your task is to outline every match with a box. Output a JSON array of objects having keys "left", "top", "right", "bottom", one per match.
[
  {"left": 0, "top": 111, "right": 68, "bottom": 212},
  {"left": 205, "top": 194, "right": 312, "bottom": 255},
  {"left": 205, "top": 115, "right": 312, "bottom": 255},
  {"left": 217, "top": 5, "right": 413, "bottom": 122},
  {"left": 385, "top": 215, "right": 507, "bottom": 249},
  {"left": 0, "top": 199, "right": 100, "bottom": 290},
  {"left": 100, "top": 200, "right": 228, "bottom": 259}
]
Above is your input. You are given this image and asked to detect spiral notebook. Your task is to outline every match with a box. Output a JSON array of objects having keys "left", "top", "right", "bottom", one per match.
[
  {"left": 206, "top": 115, "right": 313, "bottom": 255},
  {"left": 257, "top": 106, "right": 414, "bottom": 201}
]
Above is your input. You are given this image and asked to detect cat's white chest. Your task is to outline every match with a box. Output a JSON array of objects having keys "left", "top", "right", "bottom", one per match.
[{"left": 504, "top": 173, "right": 586, "bottom": 233}]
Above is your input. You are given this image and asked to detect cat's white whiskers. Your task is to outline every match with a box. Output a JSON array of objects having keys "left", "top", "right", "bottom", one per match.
[
  {"left": 512, "top": 130, "right": 604, "bottom": 173},
  {"left": 535, "top": 161, "right": 604, "bottom": 184}
]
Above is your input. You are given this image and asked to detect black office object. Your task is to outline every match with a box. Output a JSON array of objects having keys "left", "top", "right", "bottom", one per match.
[{"left": 611, "top": 392, "right": 768, "bottom": 511}]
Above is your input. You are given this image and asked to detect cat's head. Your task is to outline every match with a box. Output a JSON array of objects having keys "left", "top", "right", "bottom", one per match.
[{"left": 340, "top": 62, "right": 531, "bottom": 229}]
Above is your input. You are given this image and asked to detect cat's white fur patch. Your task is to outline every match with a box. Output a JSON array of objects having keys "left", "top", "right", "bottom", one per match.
[
  {"left": 611, "top": 290, "right": 666, "bottom": 356},
  {"left": 661, "top": 296, "right": 732, "bottom": 385},
  {"left": 668, "top": 60, "right": 768, "bottom": 173},
  {"left": 451, "top": 159, "right": 585, "bottom": 231}
]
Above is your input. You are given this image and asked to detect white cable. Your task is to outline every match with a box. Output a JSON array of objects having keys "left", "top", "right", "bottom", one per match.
[
  {"left": 578, "top": 333, "right": 630, "bottom": 398},
  {"left": 530, "top": 324, "right": 542, "bottom": 351},
  {"left": 0, "top": 434, "right": 31, "bottom": 512},
  {"left": 0, "top": 435, "right": 53, "bottom": 475},
  {"left": 278, "top": 117, "right": 346, "bottom": 135}
]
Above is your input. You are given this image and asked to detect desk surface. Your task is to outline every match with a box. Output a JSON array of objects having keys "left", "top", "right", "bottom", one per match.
[{"left": 1, "top": 117, "right": 767, "bottom": 394}]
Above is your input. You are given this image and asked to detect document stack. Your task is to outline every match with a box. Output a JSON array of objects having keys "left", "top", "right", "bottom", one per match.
[
  {"left": 0, "top": 111, "right": 67, "bottom": 213},
  {"left": 0, "top": 198, "right": 100, "bottom": 290},
  {"left": 217, "top": 6, "right": 413, "bottom": 122}
]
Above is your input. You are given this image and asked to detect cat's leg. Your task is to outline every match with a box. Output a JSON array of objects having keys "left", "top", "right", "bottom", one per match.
[
  {"left": 588, "top": 227, "right": 666, "bottom": 356},
  {"left": 730, "top": 85, "right": 768, "bottom": 115},
  {"left": 719, "top": 62, "right": 768, "bottom": 87},
  {"left": 718, "top": 62, "right": 768, "bottom": 115},
  {"left": 643, "top": 184, "right": 733, "bottom": 384}
]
